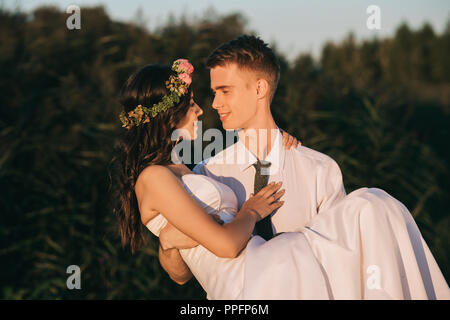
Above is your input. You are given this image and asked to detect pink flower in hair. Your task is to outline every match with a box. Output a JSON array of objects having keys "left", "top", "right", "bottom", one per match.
[
  {"left": 178, "top": 72, "right": 192, "bottom": 86},
  {"left": 175, "top": 59, "right": 194, "bottom": 74}
]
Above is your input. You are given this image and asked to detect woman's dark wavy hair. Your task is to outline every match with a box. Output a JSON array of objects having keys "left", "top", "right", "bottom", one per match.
[{"left": 110, "top": 64, "right": 192, "bottom": 254}]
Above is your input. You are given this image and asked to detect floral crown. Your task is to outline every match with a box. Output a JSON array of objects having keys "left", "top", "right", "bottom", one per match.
[{"left": 119, "top": 59, "right": 194, "bottom": 130}]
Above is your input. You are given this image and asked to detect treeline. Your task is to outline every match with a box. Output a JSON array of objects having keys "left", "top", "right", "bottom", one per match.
[{"left": 0, "top": 5, "right": 448, "bottom": 299}]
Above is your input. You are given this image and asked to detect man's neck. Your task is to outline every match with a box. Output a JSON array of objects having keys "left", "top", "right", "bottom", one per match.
[{"left": 238, "top": 117, "right": 278, "bottom": 161}]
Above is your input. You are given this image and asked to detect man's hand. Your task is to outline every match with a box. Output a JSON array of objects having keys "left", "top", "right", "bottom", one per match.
[
  {"left": 280, "top": 128, "right": 302, "bottom": 150},
  {"left": 159, "top": 245, "right": 193, "bottom": 285},
  {"left": 159, "top": 222, "right": 199, "bottom": 250}
]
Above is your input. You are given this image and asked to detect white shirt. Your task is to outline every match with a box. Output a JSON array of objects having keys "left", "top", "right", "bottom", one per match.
[{"left": 193, "top": 129, "right": 347, "bottom": 233}]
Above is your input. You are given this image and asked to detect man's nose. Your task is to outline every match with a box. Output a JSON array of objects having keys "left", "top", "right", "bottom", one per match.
[{"left": 212, "top": 95, "right": 222, "bottom": 110}]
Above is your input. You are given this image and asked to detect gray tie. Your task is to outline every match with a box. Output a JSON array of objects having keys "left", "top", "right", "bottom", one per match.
[{"left": 253, "top": 159, "right": 274, "bottom": 240}]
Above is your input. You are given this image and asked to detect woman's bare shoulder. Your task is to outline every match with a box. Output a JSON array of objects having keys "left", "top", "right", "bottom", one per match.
[
  {"left": 135, "top": 165, "right": 179, "bottom": 224},
  {"left": 137, "top": 165, "right": 175, "bottom": 188}
]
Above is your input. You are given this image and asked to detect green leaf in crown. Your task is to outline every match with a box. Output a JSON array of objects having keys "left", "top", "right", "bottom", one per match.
[{"left": 119, "top": 59, "right": 194, "bottom": 129}]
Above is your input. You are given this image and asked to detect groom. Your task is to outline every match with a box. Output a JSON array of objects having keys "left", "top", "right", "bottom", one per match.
[{"left": 158, "top": 35, "right": 347, "bottom": 285}]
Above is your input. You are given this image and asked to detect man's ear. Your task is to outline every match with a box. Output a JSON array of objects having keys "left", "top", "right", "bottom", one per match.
[{"left": 256, "top": 78, "right": 270, "bottom": 100}]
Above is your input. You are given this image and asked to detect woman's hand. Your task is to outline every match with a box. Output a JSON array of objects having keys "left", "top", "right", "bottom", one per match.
[
  {"left": 280, "top": 129, "right": 302, "bottom": 150},
  {"left": 159, "top": 222, "right": 199, "bottom": 250},
  {"left": 240, "top": 182, "right": 285, "bottom": 221}
]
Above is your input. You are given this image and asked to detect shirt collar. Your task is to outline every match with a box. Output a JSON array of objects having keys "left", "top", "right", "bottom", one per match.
[{"left": 235, "top": 127, "right": 286, "bottom": 174}]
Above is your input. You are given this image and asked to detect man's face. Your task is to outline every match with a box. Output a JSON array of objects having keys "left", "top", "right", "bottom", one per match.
[{"left": 210, "top": 63, "right": 258, "bottom": 130}]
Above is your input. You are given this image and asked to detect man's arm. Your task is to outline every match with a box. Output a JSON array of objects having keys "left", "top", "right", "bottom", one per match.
[
  {"left": 192, "top": 161, "right": 207, "bottom": 175},
  {"left": 317, "top": 157, "right": 347, "bottom": 214},
  {"left": 158, "top": 222, "right": 199, "bottom": 285},
  {"left": 158, "top": 244, "right": 193, "bottom": 285}
]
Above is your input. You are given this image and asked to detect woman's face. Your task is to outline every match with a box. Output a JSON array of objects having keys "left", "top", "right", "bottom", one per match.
[{"left": 176, "top": 92, "right": 203, "bottom": 140}]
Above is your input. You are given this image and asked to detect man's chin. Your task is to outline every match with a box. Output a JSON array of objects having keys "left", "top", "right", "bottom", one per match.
[
  {"left": 222, "top": 123, "right": 237, "bottom": 131},
  {"left": 220, "top": 120, "right": 239, "bottom": 130}
]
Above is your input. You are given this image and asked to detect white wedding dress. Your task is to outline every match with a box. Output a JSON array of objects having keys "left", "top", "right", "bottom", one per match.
[{"left": 146, "top": 174, "right": 449, "bottom": 300}]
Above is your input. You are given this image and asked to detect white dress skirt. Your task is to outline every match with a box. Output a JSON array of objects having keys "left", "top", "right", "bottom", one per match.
[{"left": 146, "top": 174, "right": 449, "bottom": 300}]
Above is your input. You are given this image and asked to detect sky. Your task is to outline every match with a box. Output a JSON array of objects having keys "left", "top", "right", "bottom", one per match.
[{"left": 4, "top": 0, "right": 450, "bottom": 61}]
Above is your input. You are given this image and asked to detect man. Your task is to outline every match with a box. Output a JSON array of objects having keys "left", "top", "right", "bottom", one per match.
[{"left": 158, "top": 35, "right": 347, "bottom": 286}]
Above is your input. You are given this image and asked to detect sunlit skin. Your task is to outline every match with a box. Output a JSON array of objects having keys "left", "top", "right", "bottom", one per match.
[
  {"left": 151, "top": 68, "right": 299, "bottom": 284},
  {"left": 210, "top": 63, "right": 282, "bottom": 159},
  {"left": 168, "top": 89, "right": 299, "bottom": 177},
  {"left": 175, "top": 92, "right": 203, "bottom": 141},
  {"left": 135, "top": 88, "right": 285, "bottom": 264}
]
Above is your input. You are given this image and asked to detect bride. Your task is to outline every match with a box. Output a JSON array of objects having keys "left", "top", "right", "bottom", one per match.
[{"left": 112, "top": 59, "right": 449, "bottom": 300}]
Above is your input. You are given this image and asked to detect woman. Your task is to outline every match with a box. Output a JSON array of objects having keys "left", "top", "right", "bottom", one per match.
[{"left": 112, "top": 59, "right": 449, "bottom": 300}]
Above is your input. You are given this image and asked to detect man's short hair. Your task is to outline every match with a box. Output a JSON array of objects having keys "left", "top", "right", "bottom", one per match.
[{"left": 206, "top": 35, "right": 280, "bottom": 101}]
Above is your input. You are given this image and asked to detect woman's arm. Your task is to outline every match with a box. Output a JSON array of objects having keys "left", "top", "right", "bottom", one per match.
[
  {"left": 137, "top": 165, "right": 284, "bottom": 258},
  {"left": 161, "top": 131, "right": 298, "bottom": 252},
  {"left": 159, "top": 221, "right": 199, "bottom": 250}
]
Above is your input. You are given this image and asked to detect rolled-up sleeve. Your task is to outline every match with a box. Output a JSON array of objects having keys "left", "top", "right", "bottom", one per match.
[
  {"left": 316, "top": 157, "right": 346, "bottom": 214},
  {"left": 193, "top": 161, "right": 207, "bottom": 175}
]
